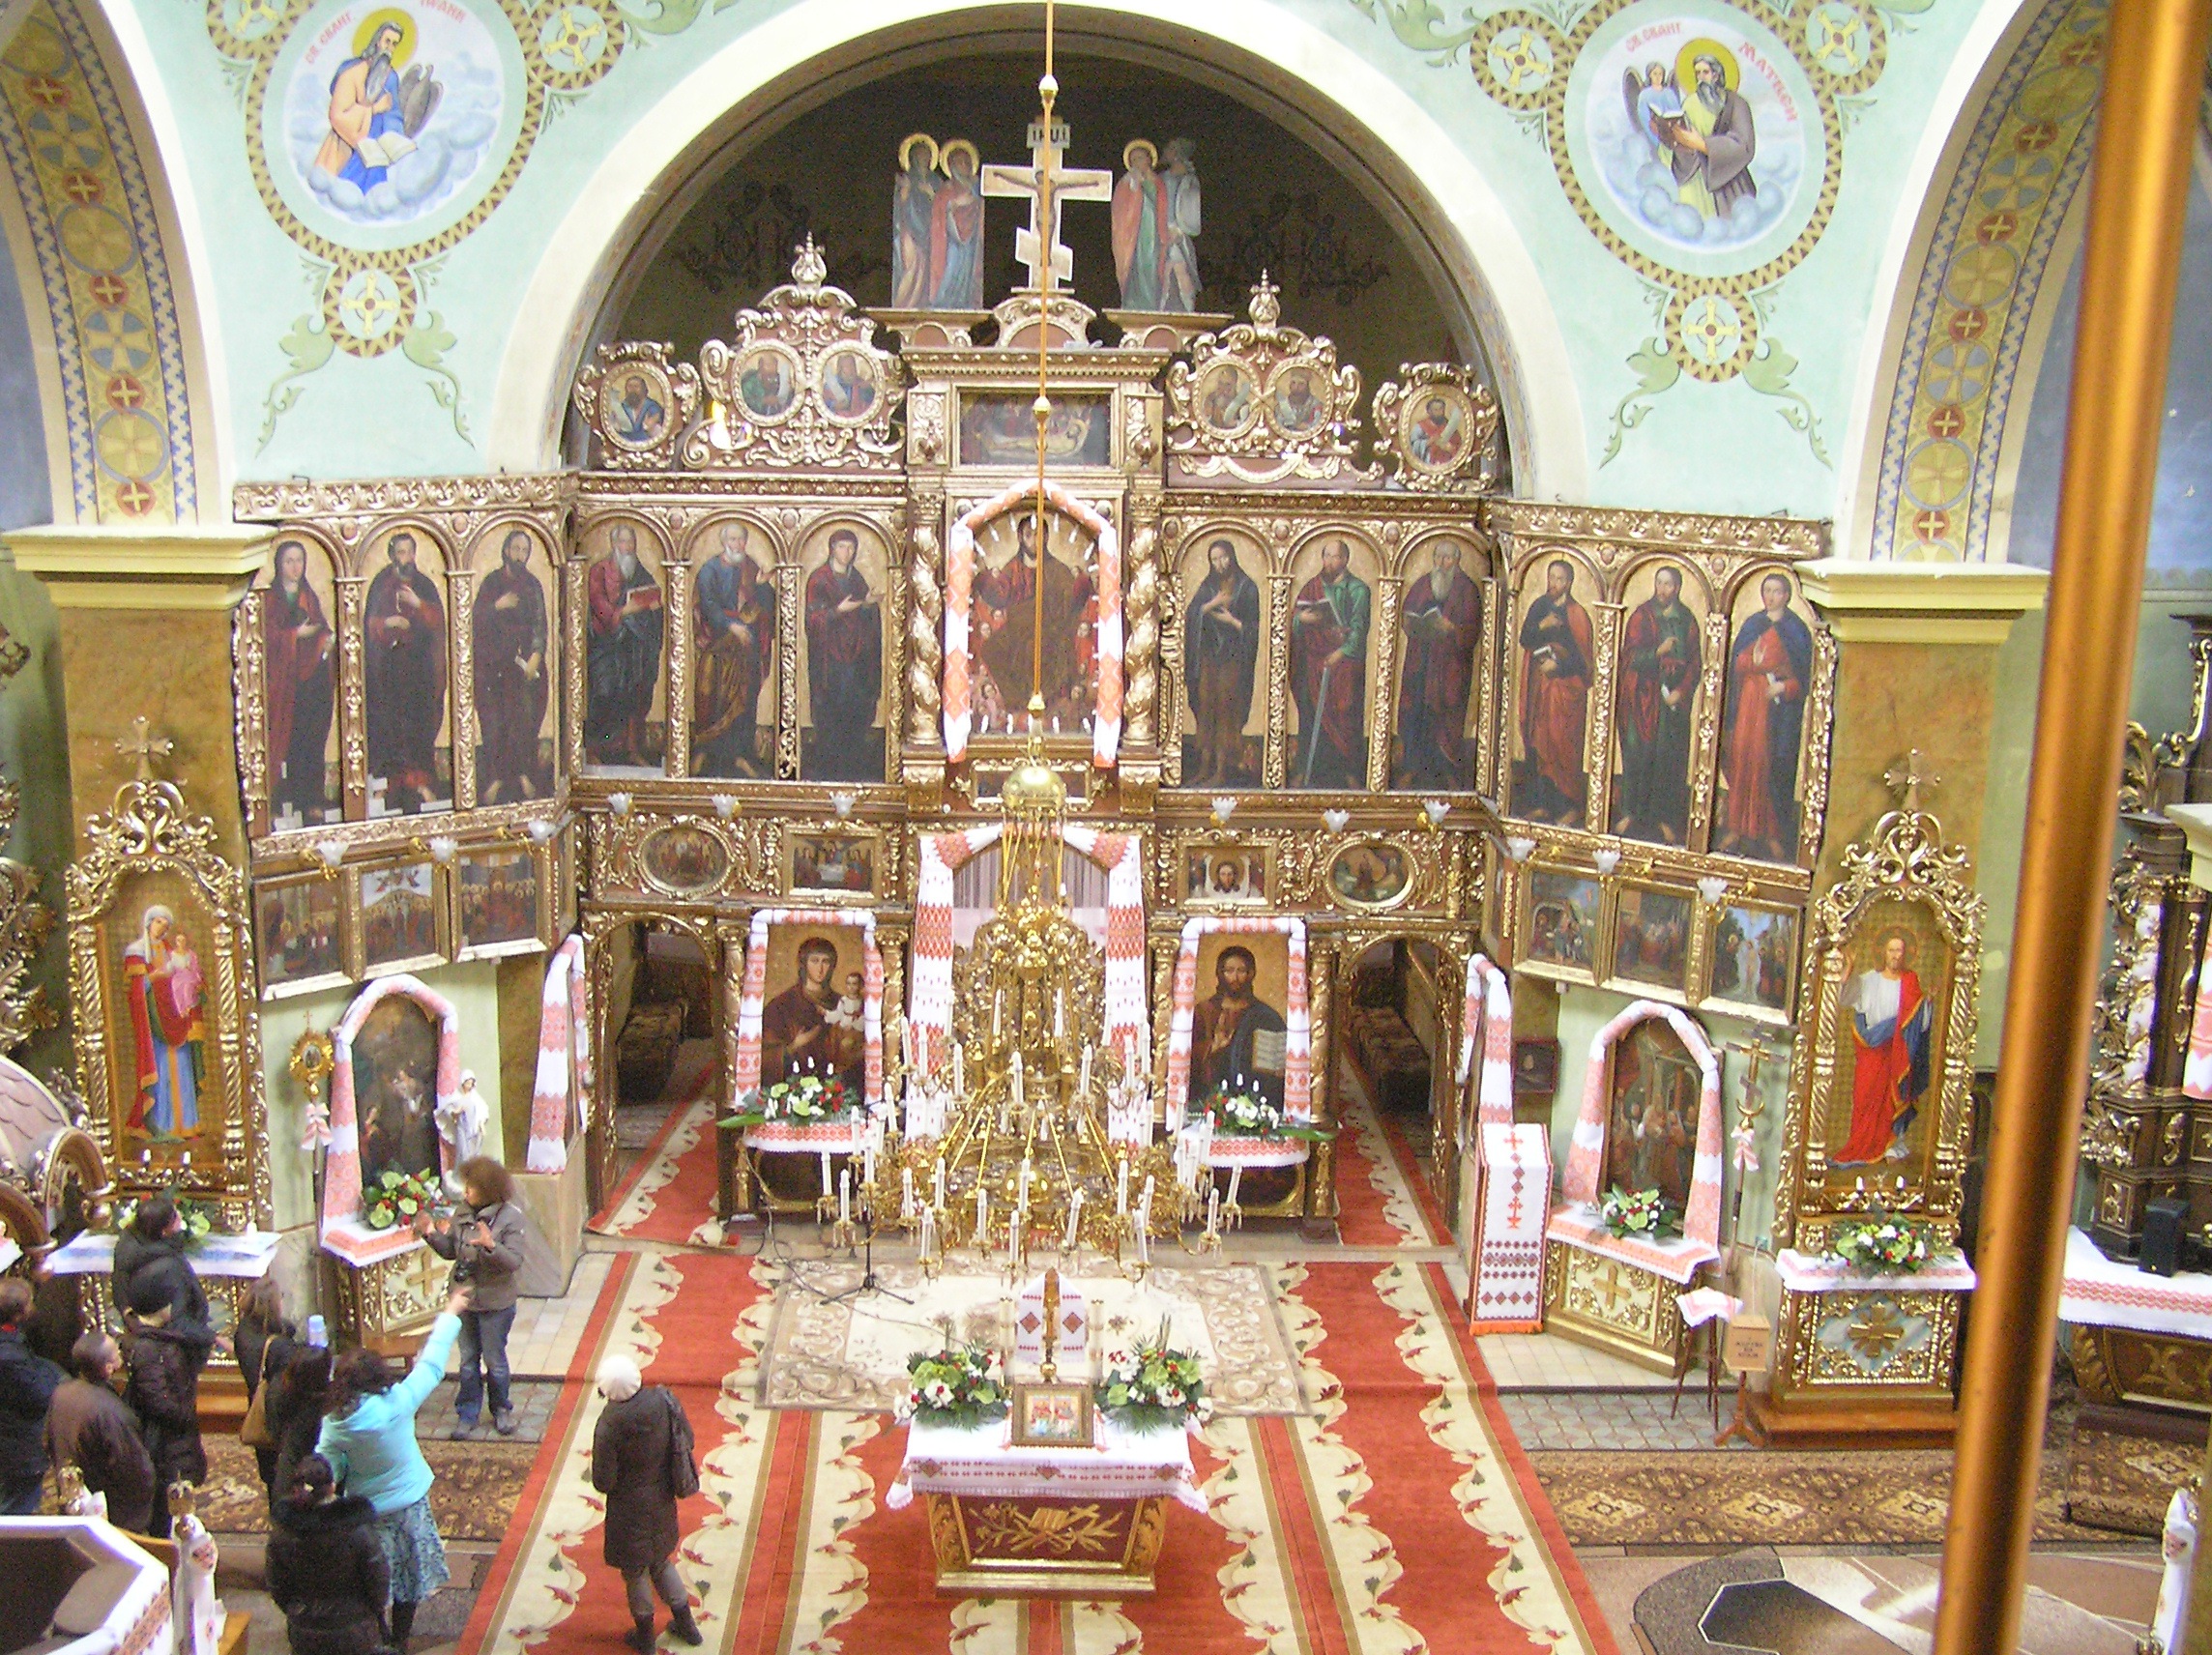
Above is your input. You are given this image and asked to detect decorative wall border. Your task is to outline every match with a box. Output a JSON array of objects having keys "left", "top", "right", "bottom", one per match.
[
  {"left": 0, "top": 0, "right": 198, "bottom": 520},
  {"left": 1867, "top": 0, "right": 2106, "bottom": 561}
]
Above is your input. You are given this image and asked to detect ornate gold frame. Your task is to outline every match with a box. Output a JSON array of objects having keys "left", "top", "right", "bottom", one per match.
[
  {"left": 353, "top": 857, "right": 451, "bottom": 981},
  {"left": 451, "top": 840, "right": 557, "bottom": 961},
  {"left": 66, "top": 771, "right": 269, "bottom": 1227}
]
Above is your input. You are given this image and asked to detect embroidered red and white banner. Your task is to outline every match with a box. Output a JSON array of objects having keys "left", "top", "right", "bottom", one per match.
[
  {"left": 2185, "top": 962, "right": 2212, "bottom": 1099},
  {"left": 730, "top": 908, "right": 884, "bottom": 1107},
  {"left": 1164, "top": 915, "right": 1312, "bottom": 1132},
  {"left": 943, "top": 479, "right": 1123, "bottom": 767},
  {"left": 1557, "top": 999, "right": 1726, "bottom": 1263},
  {"left": 907, "top": 826, "right": 1149, "bottom": 1075},
  {"left": 1458, "top": 952, "right": 1516, "bottom": 1134},
  {"left": 526, "top": 934, "right": 588, "bottom": 1175},
  {"left": 322, "top": 974, "right": 463, "bottom": 1265},
  {"left": 1470, "top": 1121, "right": 1549, "bottom": 1332}
]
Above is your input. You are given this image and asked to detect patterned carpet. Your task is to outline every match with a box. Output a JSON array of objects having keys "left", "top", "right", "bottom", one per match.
[
  {"left": 459, "top": 1253, "right": 1620, "bottom": 1654},
  {"left": 198, "top": 1435, "right": 538, "bottom": 1541},
  {"left": 1529, "top": 1424, "right": 2194, "bottom": 1549}
]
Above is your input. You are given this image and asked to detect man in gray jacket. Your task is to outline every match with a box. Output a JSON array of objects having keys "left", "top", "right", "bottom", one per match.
[
  {"left": 413, "top": 1155, "right": 528, "bottom": 1437},
  {"left": 46, "top": 1331, "right": 156, "bottom": 1532}
]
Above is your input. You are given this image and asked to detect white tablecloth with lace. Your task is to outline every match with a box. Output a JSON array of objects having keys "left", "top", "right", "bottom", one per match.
[{"left": 887, "top": 1415, "right": 1206, "bottom": 1513}]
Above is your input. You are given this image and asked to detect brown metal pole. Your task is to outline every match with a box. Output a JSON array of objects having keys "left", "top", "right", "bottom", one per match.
[{"left": 1934, "top": 0, "right": 2211, "bottom": 1648}]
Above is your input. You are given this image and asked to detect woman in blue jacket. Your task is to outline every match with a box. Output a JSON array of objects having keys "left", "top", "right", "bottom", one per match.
[{"left": 316, "top": 1287, "right": 470, "bottom": 1648}]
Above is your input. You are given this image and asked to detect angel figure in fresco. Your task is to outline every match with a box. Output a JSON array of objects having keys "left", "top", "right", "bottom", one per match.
[
  {"left": 1623, "top": 63, "right": 1685, "bottom": 160},
  {"left": 124, "top": 906, "right": 204, "bottom": 1140},
  {"left": 311, "top": 16, "right": 443, "bottom": 195},
  {"left": 1834, "top": 929, "right": 1934, "bottom": 1166}
]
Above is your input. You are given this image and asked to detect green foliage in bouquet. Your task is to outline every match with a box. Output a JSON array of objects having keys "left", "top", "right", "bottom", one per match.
[
  {"left": 1597, "top": 1185, "right": 1682, "bottom": 1240},
  {"left": 719, "top": 1072, "right": 862, "bottom": 1132},
  {"left": 1203, "top": 1079, "right": 1336, "bottom": 1143},
  {"left": 1094, "top": 1336, "right": 1209, "bottom": 1432},
  {"left": 109, "top": 1196, "right": 218, "bottom": 1244},
  {"left": 1828, "top": 1212, "right": 1942, "bottom": 1275},
  {"left": 901, "top": 1342, "right": 1007, "bottom": 1429},
  {"left": 364, "top": 1168, "right": 444, "bottom": 1232}
]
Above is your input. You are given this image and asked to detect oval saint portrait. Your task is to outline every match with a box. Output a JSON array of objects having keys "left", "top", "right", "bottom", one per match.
[
  {"left": 639, "top": 824, "right": 730, "bottom": 897},
  {"left": 1267, "top": 363, "right": 1328, "bottom": 436},
  {"left": 1399, "top": 385, "right": 1473, "bottom": 474},
  {"left": 1194, "top": 361, "right": 1259, "bottom": 436},
  {"left": 600, "top": 363, "right": 674, "bottom": 450},
  {"left": 735, "top": 343, "right": 802, "bottom": 423},
  {"left": 1327, "top": 841, "right": 1412, "bottom": 909},
  {"left": 818, "top": 346, "right": 881, "bottom": 423}
]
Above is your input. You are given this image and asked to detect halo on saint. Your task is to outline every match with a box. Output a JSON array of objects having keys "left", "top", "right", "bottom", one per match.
[
  {"left": 352, "top": 7, "right": 418, "bottom": 64},
  {"left": 898, "top": 131, "right": 939, "bottom": 171},
  {"left": 939, "top": 136, "right": 980, "bottom": 175},
  {"left": 1674, "top": 37, "right": 1740, "bottom": 92},
  {"left": 1121, "top": 138, "right": 1158, "bottom": 171}
]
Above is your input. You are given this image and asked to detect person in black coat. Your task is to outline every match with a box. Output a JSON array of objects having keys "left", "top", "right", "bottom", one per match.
[
  {"left": 111, "top": 1198, "right": 210, "bottom": 1339},
  {"left": 0, "top": 1278, "right": 62, "bottom": 1513},
  {"left": 267, "top": 1454, "right": 393, "bottom": 1655},
  {"left": 236, "top": 1277, "right": 297, "bottom": 1504},
  {"left": 267, "top": 1335, "right": 332, "bottom": 1517},
  {"left": 589, "top": 1355, "right": 700, "bottom": 1652},
  {"left": 124, "top": 1273, "right": 212, "bottom": 1536}
]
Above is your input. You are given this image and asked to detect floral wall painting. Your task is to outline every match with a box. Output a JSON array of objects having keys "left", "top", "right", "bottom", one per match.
[{"left": 1574, "top": 18, "right": 1815, "bottom": 271}]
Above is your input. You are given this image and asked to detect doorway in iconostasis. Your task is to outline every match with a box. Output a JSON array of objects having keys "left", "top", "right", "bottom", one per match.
[
  {"left": 611, "top": 918, "right": 724, "bottom": 1169},
  {"left": 1341, "top": 938, "right": 1454, "bottom": 1214}
]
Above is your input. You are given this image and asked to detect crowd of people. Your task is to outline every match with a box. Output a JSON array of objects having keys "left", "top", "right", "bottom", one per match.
[{"left": 0, "top": 1155, "right": 703, "bottom": 1654}]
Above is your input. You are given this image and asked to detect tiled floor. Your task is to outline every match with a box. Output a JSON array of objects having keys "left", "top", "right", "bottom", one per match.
[
  {"left": 1499, "top": 1384, "right": 1746, "bottom": 1452},
  {"left": 504, "top": 1250, "right": 616, "bottom": 1377},
  {"left": 1477, "top": 1328, "right": 1688, "bottom": 1392}
]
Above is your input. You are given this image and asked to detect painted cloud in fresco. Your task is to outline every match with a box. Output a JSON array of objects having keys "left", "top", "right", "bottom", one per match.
[
  {"left": 1583, "top": 20, "right": 1804, "bottom": 257},
  {"left": 286, "top": 3, "right": 505, "bottom": 230}
]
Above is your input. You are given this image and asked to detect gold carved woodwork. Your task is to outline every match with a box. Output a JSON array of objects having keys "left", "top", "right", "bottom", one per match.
[
  {"left": 1774, "top": 803, "right": 1985, "bottom": 1254},
  {"left": 67, "top": 769, "right": 269, "bottom": 1226},
  {"left": 2068, "top": 1324, "right": 2212, "bottom": 1412},
  {"left": 572, "top": 341, "right": 703, "bottom": 474},
  {"left": 1164, "top": 277, "right": 1374, "bottom": 486},
  {"left": 923, "top": 1492, "right": 1170, "bottom": 1594},
  {"left": 1541, "top": 1242, "right": 1687, "bottom": 1377},
  {"left": 1774, "top": 1289, "right": 1957, "bottom": 1394},
  {"left": 1371, "top": 363, "right": 1502, "bottom": 494},
  {"left": 1150, "top": 824, "right": 1463, "bottom": 916}
]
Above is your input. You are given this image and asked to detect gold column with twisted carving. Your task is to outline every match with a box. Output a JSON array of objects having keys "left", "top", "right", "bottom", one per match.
[{"left": 1935, "top": 0, "right": 2212, "bottom": 1642}]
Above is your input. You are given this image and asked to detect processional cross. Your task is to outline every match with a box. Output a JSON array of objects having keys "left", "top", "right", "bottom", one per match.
[{"left": 982, "top": 118, "right": 1114, "bottom": 294}]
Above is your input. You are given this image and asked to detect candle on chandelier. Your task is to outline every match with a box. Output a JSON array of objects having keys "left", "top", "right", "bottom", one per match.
[
  {"left": 819, "top": 1152, "right": 833, "bottom": 1199},
  {"left": 839, "top": 1169, "right": 851, "bottom": 1225},
  {"left": 1227, "top": 1166, "right": 1242, "bottom": 1209},
  {"left": 1013, "top": 1053, "right": 1026, "bottom": 1113},
  {"left": 901, "top": 1018, "right": 915, "bottom": 1070},
  {"left": 1207, "top": 1185, "right": 1221, "bottom": 1239},
  {"left": 1116, "top": 1157, "right": 1129, "bottom": 1215},
  {"left": 863, "top": 1144, "right": 877, "bottom": 1188},
  {"left": 1080, "top": 1043, "right": 1093, "bottom": 1096},
  {"left": 1065, "top": 1190, "right": 1085, "bottom": 1250},
  {"left": 994, "top": 991, "right": 1004, "bottom": 1041},
  {"left": 1055, "top": 988, "right": 1064, "bottom": 1040},
  {"left": 976, "top": 1182, "right": 989, "bottom": 1243},
  {"left": 901, "top": 1167, "right": 916, "bottom": 1220},
  {"left": 954, "top": 1042, "right": 965, "bottom": 1098},
  {"left": 919, "top": 1205, "right": 937, "bottom": 1262},
  {"left": 933, "top": 1160, "right": 946, "bottom": 1209}
]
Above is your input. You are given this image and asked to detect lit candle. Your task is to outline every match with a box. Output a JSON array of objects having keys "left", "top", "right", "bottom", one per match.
[
  {"left": 1065, "top": 1190, "right": 1085, "bottom": 1250},
  {"left": 902, "top": 1167, "right": 916, "bottom": 1220},
  {"left": 1117, "top": 1158, "right": 1130, "bottom": 1215},
  {"left": 840, "top": 1169, "right": 852, "bottom": 1224}
]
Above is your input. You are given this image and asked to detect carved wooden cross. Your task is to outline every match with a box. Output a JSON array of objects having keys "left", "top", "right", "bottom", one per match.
[
  {"left": 1883, "top": 747, "right": 1940, "bottom": 812},
  {"left": 116, "top": 715, "right": 172, "bottom": 782},
  {"left": 982, "top": 118, "right": 1113, "bottom": 295}
]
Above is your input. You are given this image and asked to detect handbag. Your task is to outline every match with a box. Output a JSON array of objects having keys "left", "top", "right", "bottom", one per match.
[
  {"left": 661, "top": 1387, "right": 699, "bottom": 1499},
  {"left": 238, "top": 1379, "right": 274, "bottom": 1449}
]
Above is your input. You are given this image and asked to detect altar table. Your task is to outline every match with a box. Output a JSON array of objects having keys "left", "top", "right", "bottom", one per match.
[{"left": 888, "top": 1414, "right": 1203, "bottom": 1594}]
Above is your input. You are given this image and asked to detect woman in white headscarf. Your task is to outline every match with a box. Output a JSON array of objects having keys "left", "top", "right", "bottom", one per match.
[{"left": 591, "top": 1354, "right": 701, "bottom": 1652}]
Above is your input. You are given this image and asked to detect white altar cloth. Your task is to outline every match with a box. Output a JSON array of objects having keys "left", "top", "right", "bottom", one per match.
[
  {"left": 1545, "top": 1204, "right": 1717, "bottom": 1285},
  {"left": 2059, "top": 1226, "right": 2212, "bottom": 1337},
  {"left": 48, "top": 1229, "right": 281, "bottom": 1279},
  {"left": 1775, "top": 1248, "right": 1977, "bottom": 1294},
  {"left": 888, "top": 1415, "right": 1206, "bottom": 1514}
]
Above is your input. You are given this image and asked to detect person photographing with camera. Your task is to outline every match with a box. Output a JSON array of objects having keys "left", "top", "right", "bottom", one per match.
[{"left": 411, "top": 1155, "right": 525, "bottom": 1437}]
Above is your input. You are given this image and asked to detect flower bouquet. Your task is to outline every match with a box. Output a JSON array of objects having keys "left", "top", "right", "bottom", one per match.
[
  {"left": 1094, "top": 1336, "right": 1209, "bottom": 1433},
  {"left": 364, "top": 1168, "right": 443, "bottom": 1232},
  {"left": 109, "top": 1197, "right": 217, "bottom": 1244},
  {"left": 1596, "top": 1185, "right": 1681, "bottom": 1240},
  {"left": 1827, "top": 1213, "right": 1939, "bottom": 1275},
  {"left": 719, "top": 1072, "right": 863, "bottom": 1133},
  {"left": 1203, "top": 1079, "right": 1335, "bottom": 1143},
  {"left": 898, "top": 1343, "right": 1007, "bottom": 1429}
]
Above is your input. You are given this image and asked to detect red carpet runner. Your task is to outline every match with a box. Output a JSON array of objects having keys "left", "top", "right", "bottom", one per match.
[{"left": 461, "top": 1249, "right": 1615, "bottom": 1654}]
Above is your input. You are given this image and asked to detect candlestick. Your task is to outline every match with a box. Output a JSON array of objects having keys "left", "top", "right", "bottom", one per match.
[
  {"left": 839, "top": 1169, "right": 851, "bottom": 1225},
  {"left": 1066, "top": 1190, "right": 1085, "bottom": 1251},
  {"left": 1207, "top": 1186, "right": 1221, "bottom": 1238},
  {"left": 933, "top": 1161, "right": 946, "bottom": 1209},
  {"left": 919, "top": 1205, "right": 936, "bottom": 1263},
  {"left": 1080, "top": 1043, "right": 1093, "bottom": 1096},
  {"left": 976, "top": 1183, "right": 989, "bottom": 1244},
  {"left": 902, "top": 1167, "right": 916, "bottom": 1220},
  {"left": 1117, "top": 1157, "right": 1129, "bottom": 1215},
  {"left": 1226, "top": 1166, "right": 1242, "bottom": 1210},
  {"left": 994, "top": 991, "right": 1003, "bottom": 1040},
  {"left": 954, "top": 1042, "right": 965, "bottom": 1098},
  {"left": 862, "top": 1146, "right": 877, "bottom": 1189},
  {"left": 820, "top": 1152, "right": 833, "bottom": 1199},
  {"left": 1055, "top": 987, "right": 1064, "bottom": 1040}
]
